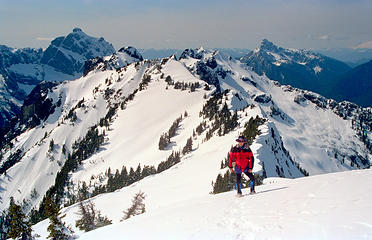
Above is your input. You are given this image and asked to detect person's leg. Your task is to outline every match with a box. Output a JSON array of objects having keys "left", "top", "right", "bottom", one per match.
[
  {"left": 246, "top": 171, "right": 255, "bottom": 193},
  {"left": 236, "top": 173, "right": 242, "bottom": 194},
  {"left": 235, "top": 165, "right": 242, "bottom": 194}
]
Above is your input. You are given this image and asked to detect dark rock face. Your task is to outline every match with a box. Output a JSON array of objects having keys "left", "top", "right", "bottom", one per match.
[
  {"left": 40, "top": 28, "right": 115, "bottom": 75},
  {"left": 118, "top": 46, "right": 143, "bottom": 61},
  {"left": 83, "top": 46, "right": 144, "bottom": 76},
  {"left": 195, "top": 61, "right": 220, "bottom": 91},
  {"left": 83, "top": 57, "right": 104, "bottom": 76},
  {"left": 179, "top": 48, "right": 204, "bottom": 60},
  {"left": 254, "top": 94, "right": 272, "bottom": 104},
  {"left": 0, "top": 45, "right": 43, "bottom": 68},
  {"left": 0, "top": 81, "right": 58, "bottom": 149},
  {"left": 332, "top": 60, "right": 372, "bottom": 107},
  {"left": 22, "top": 81, "right": 58, "bottom": 122}
]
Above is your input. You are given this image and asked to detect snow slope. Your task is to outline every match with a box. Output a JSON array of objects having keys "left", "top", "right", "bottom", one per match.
[
  {"left": 1, "top": 50, "right": 370, "bottom": 212},
  {"left": 1, "top": 47, "right": 371, "bottom": 240},
  {"left": 180, "top": 49, "right": 370, "bottom": 175},
  {"left": 34, "top": 169, "right": 372, "bottom": 240}
]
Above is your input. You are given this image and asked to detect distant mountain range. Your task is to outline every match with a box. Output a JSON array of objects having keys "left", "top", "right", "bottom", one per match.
[
  {"left": 138, "top": 48, "right": 249, "bottom": 60},
  {"left": 0, "top": 28, "right": 115, "bottom": 128},
  {"left": 240, "top": 39, "right": 352, "bottom": 100},
  {"left": 241, "top": 39, "right": 372, "bottom": 107},
  {"left": 1, "top": 33, "right": 371, "bottom": 130},
  {"left": 332, "top": 60, "right": 372, "bottom": 107},
  {"left": 315, "top": 48, "right": 372, "bottom": 67}
]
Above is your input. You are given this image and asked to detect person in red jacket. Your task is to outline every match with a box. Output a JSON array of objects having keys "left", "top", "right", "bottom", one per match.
[{"left": 229, "top": 136, "right": 255, "bottom": 196}]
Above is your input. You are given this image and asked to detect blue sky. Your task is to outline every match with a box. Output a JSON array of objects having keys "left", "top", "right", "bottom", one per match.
[{"left": 1, "top": 0, "right": 371, "bottom": 50}]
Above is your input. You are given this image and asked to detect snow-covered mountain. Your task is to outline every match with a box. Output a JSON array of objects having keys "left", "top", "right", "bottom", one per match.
[
  {"left": 34, "top": 169, "right": 372, "bottom": 240},
  {"left": 0, "top": 28, "right": 115, "bottom": 129},
  {"left": 0, "top": 46, "right": 44, "bottom": 127},
  {"left": 0, "top": 45, "right": 371, "bottom": 239},
  {"left": 40, "top": 28, "right": 115, "bottom": 75},
  {"left": 241, "top": 39, "right": 351, "bottom": 100}
]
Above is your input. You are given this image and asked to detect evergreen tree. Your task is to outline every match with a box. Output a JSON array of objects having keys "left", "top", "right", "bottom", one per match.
[
  {"left": 49, "top": 139, "right": 55, "bottom": 153},
  {"left": 122, "top": 191, "right": 146, "bottom": 221},
  {"left": 120, "top": 166, "right": 129, "bottom": 187},
  {"left": 62, "top": 144, "right": 67, "bottom": 155},
  {"left": 8, "top": 198, "right": 32, "bottom": 240},
  {"left": 134, "top": 164, "right": 142, "bottom": 182},
  {"left": 0, "top": 210, "right": 11, "bottom": 240},
  {"left": 165, "top": 75, "right": 173, "bottom": 85},
  {"left": 75, "top": 200, "right": 111, "bottom": 232},
  {"left": 45, "top": 197, "right": 74, "bottom": 240},
  {"left": 128, "top": 167, "right": 136, "bottom": 185},
  {"left": 242, "top": 116, "right": 266, "bottom": 146},
  {"left": 158, "top": 133, "right": 170, "bottom": 150},
  {"left": 75, "top": 201, "right": 95, "bottom": 232},
  {"left": 78, "top": 182, "right": 89, "bottom": 201},
  {"left": 182, "top": 137, "right": 193, "bottom": 155},
  {"left": 141, "top": 165, "right": 157, "bottom": 178}
]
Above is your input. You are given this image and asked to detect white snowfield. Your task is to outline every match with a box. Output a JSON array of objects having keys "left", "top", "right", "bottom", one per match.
[
  {"left": 34, "top": 169, "right": 372, "bottom": 240},
  {"left": 1, "top": 47, "right": 371, "bottom": 239}
]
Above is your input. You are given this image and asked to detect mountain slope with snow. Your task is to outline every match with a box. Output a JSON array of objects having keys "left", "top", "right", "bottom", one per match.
[
  {"left": 0, "top": 46, "right": 370, "bottom": 240},
  {"left": 1, "top": 47, "right": 370, "bottom": 210},
  {"left": 180, "top": 48, "right": 370, "bottom": 175},
  {"left": 34, "top": 169, "right": 372, "bottom": 240}
]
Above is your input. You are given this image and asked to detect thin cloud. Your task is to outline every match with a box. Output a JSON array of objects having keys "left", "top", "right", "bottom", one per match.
[
  {"left": 36, "top": 37, "right": 54, "bottom": 41},
  {"left": 319, "top": 35, "right": 330, "bottom": 41},
  {"left": 353, "top": 41, "right": 372, "bottom": 49}
]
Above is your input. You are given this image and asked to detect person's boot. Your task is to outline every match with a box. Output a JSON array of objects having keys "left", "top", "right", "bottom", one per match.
[
  {"left": 250, "top": 181, "right": 256, "bottom": 194},
  {"left": 236, "top": 183, "right": 242, "bottom": 197}
]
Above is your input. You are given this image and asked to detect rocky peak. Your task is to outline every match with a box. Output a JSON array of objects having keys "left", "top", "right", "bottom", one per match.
[
  {"left": 40, "top": 28, "right": 115, "bottom": 75},
  {"left": 257, "top": 39, "right": 280, "bottom": 53},
  {"left": 118, "top": 46, "right": 143, "bottom": 61},
  {"left": 179, "top": 48, "right": 201, "bottom": 60},
  {"left": 0, "top": 45, "right": 43, "bottom": 68}
]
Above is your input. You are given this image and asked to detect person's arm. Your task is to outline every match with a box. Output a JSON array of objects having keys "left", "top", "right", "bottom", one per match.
[
  {"left": 248, "top": 149, "right": 254, "bottom": 173},
  {"left": 228, "top": 149, "right": 235, "bottom": 173}
]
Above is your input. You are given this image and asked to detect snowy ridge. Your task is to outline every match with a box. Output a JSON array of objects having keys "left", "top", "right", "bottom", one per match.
[
  {"left": 180, "top": 47, "right": 370, "bottom": 174},
  {"left": 34, "top": 168, "right": 372, "bottom": 240},
  {"left": 0, "top": 45, "right": 370, "bottom": 239}
]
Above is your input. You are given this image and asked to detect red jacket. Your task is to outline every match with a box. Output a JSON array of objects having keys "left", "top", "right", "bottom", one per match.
[{"left": 229, "top": 144, "right": 254, "bottom": 171}]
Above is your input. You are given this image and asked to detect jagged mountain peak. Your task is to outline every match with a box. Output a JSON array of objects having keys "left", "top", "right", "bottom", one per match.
[
  {"left": 72, "top": 27, "right": 83, "bottom": 33},
  {"left": 197, "top": 46, "right": 205, "bottom": 53},
  {"left": 257, "top": 39, "right": 280, "bottom": 53},
  {"left": 40, "top": 28, "right": 115, "bottom": 75},
  {"left": 118, "top": 46, "right": 143, "bottom": 61},
  {"left": 241, "top": 39, "right": 351, "bottom": 98},
  {"left": 253, "top": 39, "right": 315, "bottom": 58},
  {"left": 83, "top": 45, "right": 144, "bottom": 76},
  {"left": 179, "top": 47, "right": 217, "bottom": 61}
]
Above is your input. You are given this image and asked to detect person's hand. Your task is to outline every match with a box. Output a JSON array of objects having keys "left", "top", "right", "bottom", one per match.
[{"left": 229, "top": 168, "right": 234, "bottom": 173}]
